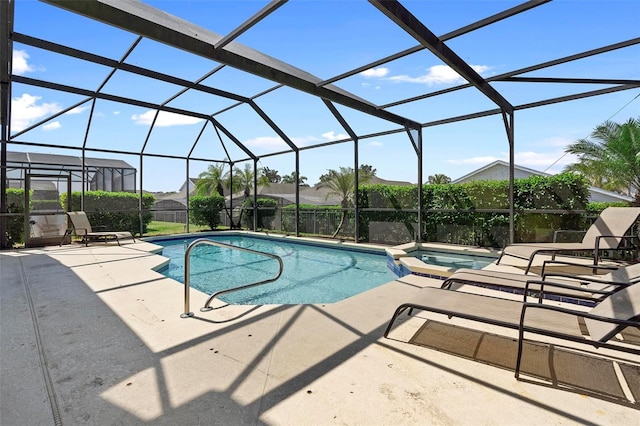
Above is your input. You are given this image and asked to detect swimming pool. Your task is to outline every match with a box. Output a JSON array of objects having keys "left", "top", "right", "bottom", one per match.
[{"left": 156, "top": 234, "right": 398, "bottom": 305}]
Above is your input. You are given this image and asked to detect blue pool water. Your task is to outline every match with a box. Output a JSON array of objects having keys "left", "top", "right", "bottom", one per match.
[{"left": 156, "top": 235, "right": 398, "bottom": 305}]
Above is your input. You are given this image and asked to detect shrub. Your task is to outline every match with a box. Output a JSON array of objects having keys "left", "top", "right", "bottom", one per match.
[
  {"left": 61, "top": 191, "right": 155, "bottom": 236},
  {"left": 242, "top": 198, "right": 277, "bottom": 229},
  {"left": 189, "top": 195, "right": 225, "bottom": 230},
  {"left": 4, "top": 189, "right": 28, "bottom": 247},
  {"left": 357, "top": 172, "right": 591, "bottom": 246}
]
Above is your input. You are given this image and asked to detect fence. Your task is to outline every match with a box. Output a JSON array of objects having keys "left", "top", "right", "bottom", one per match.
[{"left": 148, "top": 204, "right": 608, "bottom": 247}]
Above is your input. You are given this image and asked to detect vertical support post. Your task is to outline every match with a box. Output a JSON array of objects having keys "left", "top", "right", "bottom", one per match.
[
  {"left": 295, "top": 152, "right": 300, "bottom": 237},
  {"left": 416, "top": 128, "right": 423, "bottom": 243},
  {"left": 503, "top": 110, "right": 515, "bottom": 244},
  {"left": 138, "top": 153, "right": 144, "bottom": 236},
  {"left": 0, "top": 0, "right": 12, "bottom": 249},
  {"left": 253, "top": 158, "right": 258, "bottom": 231},
  {"left": 354, "top": 138, "right": 359, "bottom": 243}
]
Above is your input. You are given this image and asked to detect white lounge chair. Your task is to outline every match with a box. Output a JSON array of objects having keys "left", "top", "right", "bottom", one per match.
[
  {"left": 441, "top": 261, "right": 640, "bottom": 303},
  {"left": 384, "top": 281, "right": 640, "bottom": 378},
  {"left": 65, "top": 211, "right": 135, "bottom": 246},
  {"left": 496, "top": 207, "right": 640, "bottom": 273}
]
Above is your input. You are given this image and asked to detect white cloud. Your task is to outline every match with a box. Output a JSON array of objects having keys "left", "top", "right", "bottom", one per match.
[
  {"left": 43, "top": 121, "right": 61, "bottom": 131},
  {"left": 245, "top": 136, "right": 289, "bottom": 149},
  {"left": 389, "top": 64, "right": 490, "bottom": 86},
  {"left": 65, "top": 106, "right": 89, "bottom": 115},
  {"left": 131, "top": 110, "right": 203, "bottom": 127},
  {"left": 292, "top": 135, "right": 322, "bottom": 146},
  {"left": 12, "top": 50, "right": 35, "bottom": 75},
  {"left": 321, "top": 131, "right": 349, "bottom": 141},
  {"left": 360, "top": 67, "right": 389, "bottom": 78},
  {"left": 11, "top": 93, "right": 62, "bottom": 132}
]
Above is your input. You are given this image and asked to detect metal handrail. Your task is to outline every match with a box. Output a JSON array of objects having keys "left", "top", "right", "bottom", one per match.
[{"left": 180, "top": 238, "right": 284, "bottom": 318}]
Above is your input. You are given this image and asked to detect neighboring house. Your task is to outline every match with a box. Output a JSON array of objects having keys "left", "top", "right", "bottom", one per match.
[
  {"left": 452, "top": 160, "right": 633, "bottom": 204},
  {"left": 152, "top": 176, "right": 414, "bottom": 223}
]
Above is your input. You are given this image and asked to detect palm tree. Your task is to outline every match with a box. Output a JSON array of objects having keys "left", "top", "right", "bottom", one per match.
[
  {"left": 318, "top": 166, "right": 371, "bottom": 238},
  {"left": 564, "top": 117, "right": 640, "bottom": 202},
  {"left": 195, "top": 163, "right": 233, "bottom": 225},
  {"left": 195, "top": 164, "right": 228, "bottom": 196},
  {"left": 281, "top": 171, "right": 308, "bottom": 186},
  {"left": 233, "top": 164, "right": 270, "bottom": 227},
  {"left": 427, "top": 173, "right": 451, "bottom": 184},
  {"left": 233, "top": 164, "right": 269, "bottom": 196}
]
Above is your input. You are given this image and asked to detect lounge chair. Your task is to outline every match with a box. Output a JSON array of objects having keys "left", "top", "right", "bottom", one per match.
[
  {"left": 496, "top": 207, "right": 640, "bottom": 274},
  {"left": 441, "top": 260, "right": 640, "bottom": 303},
  {"left": 383, "top": 282, "right": 640, "bottom": 378},
  {"left": 64, "top": 211, "right": 135, "bottom": 246}
]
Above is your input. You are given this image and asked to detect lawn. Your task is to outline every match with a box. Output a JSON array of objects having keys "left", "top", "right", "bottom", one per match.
[{"left": 145, "top": 221, "right": 213, "bottom": 236}]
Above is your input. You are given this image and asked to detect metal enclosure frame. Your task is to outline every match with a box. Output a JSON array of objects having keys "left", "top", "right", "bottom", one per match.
[{"left": 1, "top": 0, "right": 639, "bottom": 248}]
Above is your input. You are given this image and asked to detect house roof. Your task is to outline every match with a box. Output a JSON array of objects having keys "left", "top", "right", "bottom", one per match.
[
  {"left": 451, "top": 160, "right": 550, "bottom": 184},
  {"left": 7, "top": 151, "right": 135, "bottom": 170}
]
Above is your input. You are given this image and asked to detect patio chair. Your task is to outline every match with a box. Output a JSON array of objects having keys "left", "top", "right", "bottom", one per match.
[
  {"left": 383, "top": 282, "right": 640, "bottom": 378},
  {"left": 64, "top": 211, "right": 135, "bottom": 246},
  {"left": 441, "top": 260, "right": 640, "bottom": 303},
  {"left": 496, "top": 207, "right": 640, "bottom": 274}
]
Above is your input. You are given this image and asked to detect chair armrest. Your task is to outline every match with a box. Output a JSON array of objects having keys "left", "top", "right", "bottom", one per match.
[
  {"left": 74, "top": 227, "right": 88, "bottom": 236},
  {"left": 552, "top": 229, "right": 586, "bottom": 243},
  {"left": 522, "top": 279, "right": 619, "bottom": 303},
  {"left": 542, "top": 272, "right": 635, "bottom": 287},
  {"left": 595, "top": 234, "right": 640, "bottom": 251},
  {"left": 519, "top": 302, "right": 640, "bottom": 340},
  {"left": 540, "top": 259, "right": 617, "bottom": 277}
]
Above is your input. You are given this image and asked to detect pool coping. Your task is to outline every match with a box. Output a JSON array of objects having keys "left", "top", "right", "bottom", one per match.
[
  {"left": 385, "top": 242, "right": 501, "bottom": 279},
  {"left": 143, "top": 230, "right": 390, "bottom": 256}
]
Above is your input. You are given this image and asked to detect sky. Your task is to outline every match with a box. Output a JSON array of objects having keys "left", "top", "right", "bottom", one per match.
[{"left": 8, "top": 0, "right": 640, "bottom": 192}]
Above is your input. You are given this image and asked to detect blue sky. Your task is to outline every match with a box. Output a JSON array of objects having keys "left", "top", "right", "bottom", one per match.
[{"left": 9, "top": 0, "right": 640, "bottom": 192}]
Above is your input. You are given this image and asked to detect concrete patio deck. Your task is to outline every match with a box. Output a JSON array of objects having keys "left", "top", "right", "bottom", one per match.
[{"left": 1, "top": 239, "right": 639, "bottom": 425}]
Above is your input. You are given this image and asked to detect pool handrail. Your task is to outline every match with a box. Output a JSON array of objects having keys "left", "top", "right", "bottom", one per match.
[{"left": 181, "top": 238, "right": 284, "bottom": 318}]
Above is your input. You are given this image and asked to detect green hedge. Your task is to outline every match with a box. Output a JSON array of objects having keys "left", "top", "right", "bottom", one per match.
[
  {"left": 4, "top": 189, "right": 28, "bottom": 247},
  {"left": 61, "top": 191, "right": 155, "bottom": 236},
  {"left": 357, "top": 173, "right": 595, "bottom": 246},
  {"left": 189, "top": 195, "right": 225, "bottom": 230},
  {"left": 242, "top": 198, "right": 277, "bottom": 229}
]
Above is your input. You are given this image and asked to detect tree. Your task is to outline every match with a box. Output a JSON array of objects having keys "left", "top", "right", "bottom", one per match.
[
  {"left": 281, "top": 171, "right": 308, "bottom": 186},
  {"left": 195, "top": 163, "right": 234, "bottom": 226},
  {"left": 318, "top": 164, "right": 376, "bottom": 185},
  {"left": 233, "top": 164, "right": 269, "bottom": 195},
  {"left": 233, "top": 164, "right": 270, "bottom": 228},
  {"left": 564, "top": 117, "right": 640, "bottom": 203},
  {"left": 262, "top": 167, "right": 281, "bottom": 183},
  {"left": 318, "top": 166, "right": 372, "bottom": 238},
  {"left": 427, "top": 173, "right": 451, "bottom": 184},
  {"left": 359, "top": 164, "right": 377, "bottom": 177},
  {"left": 195, "top": 164, "right": 228, "bottom": 197}
]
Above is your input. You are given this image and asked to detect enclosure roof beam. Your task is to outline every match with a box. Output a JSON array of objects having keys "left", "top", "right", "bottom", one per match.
[
  {"left": 370, "top": 0, "right": 514, "bottom": 114},
  {"left": 380, "top": 37, "right": 640, "bottom": 109},
  {"left": 319, "top": 0, "right": 550, "bottom": 87},
  {"left": 215, "top": 0, "right": 287, "bottom": 50},
  {"left": 13, "top": 33, "right": 249, "bottom": 104},
  {"left": 13, "top": 76, "right": 214, "bottom": 121},
  {"left": 41, "top": 0, "right": 421, "bottom": 130}
]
